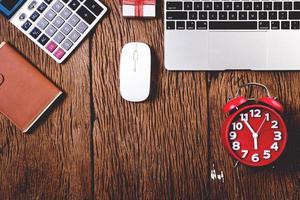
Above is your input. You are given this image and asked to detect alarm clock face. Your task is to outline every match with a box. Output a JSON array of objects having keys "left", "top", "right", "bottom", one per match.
[{"left": 224, "top": 104, "right": 287, "bottom": 166}]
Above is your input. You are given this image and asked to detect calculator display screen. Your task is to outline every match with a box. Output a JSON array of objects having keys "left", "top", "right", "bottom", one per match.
[{"left": 0, "top": 0, "right": 26, "bottom": 19}]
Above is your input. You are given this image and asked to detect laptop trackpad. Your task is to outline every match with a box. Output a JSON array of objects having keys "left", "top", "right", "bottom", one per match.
[{"left": 208, "top": 32, "right": 267, "bottom": 70}]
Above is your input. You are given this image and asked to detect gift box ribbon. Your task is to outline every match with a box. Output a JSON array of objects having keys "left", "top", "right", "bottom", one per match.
[{"left": 122, "top": 0, "right": 156, "bottom": 16}]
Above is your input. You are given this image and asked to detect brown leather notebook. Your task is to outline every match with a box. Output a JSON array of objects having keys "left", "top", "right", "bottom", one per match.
[{"left": 0, "top": 42, "right": 63, "bottom": 133}]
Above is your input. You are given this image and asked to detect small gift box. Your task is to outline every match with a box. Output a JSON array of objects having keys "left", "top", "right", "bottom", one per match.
[{"left": 122, "top": 0, "right": 156, "bottom": 18}]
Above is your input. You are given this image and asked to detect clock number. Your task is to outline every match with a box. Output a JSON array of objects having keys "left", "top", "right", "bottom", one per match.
[
  {"left": 263, "top": 150, "right": 271, "bottom": 159},
  {"left": 232, "top": 141, "right": 240, "bottom": 151},
  {"left": 271, "top": 121, "right": 279, "bottom": 129},
  {"left": 271, "top": 142, "right": 279, "bottom": 151},
  {"left": 265, "top": 113, "right": 270, "bottom": 121},
  {"left": 232, "top": 122, "right": 243, "bottom": 131},
  {"left": 229, "top": 131, "right": 237, "bottom": 140},
  {"left": 274, "top": 131, "right": 282, "bottom": 141},
  {"left": 240, "top": 113, "right": 248, "bottom": 122},
  {"left": 251, "top": 153, "right": 260, "bottom": 162},
  {"left": 250, "top": 109, "right": 261, "bottom": 118},
  {"left": 241, "top": 150, "right": 248, "bottom": 158}
]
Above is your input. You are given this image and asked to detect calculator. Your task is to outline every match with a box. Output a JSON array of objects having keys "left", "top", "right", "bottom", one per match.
[{"left": 0, "top": 0, "right": 107, "bottom": 63}]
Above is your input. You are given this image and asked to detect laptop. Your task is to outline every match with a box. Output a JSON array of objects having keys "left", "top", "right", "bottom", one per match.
[
  {"left": 0, "top": 0, "right": 107, "bottom": 63},
  {"left": 164, "top": 0, "right": 300, "bottom": 70}
]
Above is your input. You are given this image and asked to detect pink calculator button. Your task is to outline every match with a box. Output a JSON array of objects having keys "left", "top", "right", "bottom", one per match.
[
  {"left": 46, "top": 41, "right": 57, "bottom": 53},
  {"left": 54, "top": 48, "right": 65, "bottom": 60}
]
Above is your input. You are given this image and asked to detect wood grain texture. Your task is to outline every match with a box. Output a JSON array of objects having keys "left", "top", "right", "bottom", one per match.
[
  {"left": 0, "top": 0, "right": 300, "bottom": 199},
  {"left": 91, "top": 1, "right": 208, "bottom": 199}
]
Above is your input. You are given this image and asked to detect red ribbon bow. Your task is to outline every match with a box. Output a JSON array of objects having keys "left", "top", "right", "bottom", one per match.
[{"left": 122, "top": 0, "right": 156, "bottom": 16}]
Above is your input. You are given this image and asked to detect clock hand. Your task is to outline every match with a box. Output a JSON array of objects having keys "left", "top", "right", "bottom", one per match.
[
  {"left": 251, "top": 117, "right": 267, "bottom": 150},
  {"left": 256, "top": 117, "right": 267, "bottom": 134},
  {"left": 244, "top": 120, "right": 259, "bottom": 150},
  {"left": 244, "top": 120, "right": 256, "bottom": 135},
  {"left": 253, "top": 133, "right": 258, "bottom": 150}
]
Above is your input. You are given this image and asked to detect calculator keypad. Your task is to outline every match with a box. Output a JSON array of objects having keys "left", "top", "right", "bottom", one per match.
[
  {"left": 30, "top": 11, "right": 40, "bottom": 21},
  {"left": 54, "top": 48, "right": 65, "bottom": 59},
  {"left": 69, "top": 0, "right": 80, "bottom": 10},
  {"left": 46, "top": 41, "right": 58, "bottom": 52},
  {"left": 52, "top": 1, "right": 64, "bottom": 12},
  {"left": 45, "top": 0, "right": 54, "bottom": 4},
  {"left": 76, "top": 6, "right": 95, "bottom": 24},
  {"left": 68, "top": 15, "right": 79, "bottom": 26},
  {"left": 28, "top": 1, "right": 38, "bottom": 10},
  {"left": 69, "top": 30, "right": 80, "bottom": 42},
  {"left": 37, "top": 3, "right": 48, "bottom": 13},
  {"left": 76, "top": 21, "right": 88, "bottom": 33},
  {"left": 84, "top": 0, "right": 103, "bottom": 16},
  {"left": 53, "top": 16, "right": 65, "bottom": 28},
  {"left": 38, "top": 34, "right": 50, "bottom": 45},
  {"left": 45, "top": 24, "right": 57, "bottom": 37},
  {"left": 53, "top": 32, "right": 65, "bottom": 44},
  {"left": 22, "top": 20, "right": 32, "bottom": 31},
  {"left": 62, "top": 38, "right": 73, "bottom": 50},
  {"left": 30, "top": 27, "right": 42, "bottom": 38},
  {"left": 45, "top": 9, "right": 56, "bottom": 21},
  {"left": 37, "top": 18, "right": 49, "bottom": 30},
  {"left": 61, "top": 23, "right": 72, "bottom": 35},
  {"left": 18, "top": 0, "right": 106, "bottom": 62},
  {"left": 61, "top": 7, "right": 72, "bottom": 19}
]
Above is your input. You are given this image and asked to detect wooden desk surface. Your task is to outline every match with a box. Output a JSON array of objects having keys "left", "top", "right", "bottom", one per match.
[{"left": 0, "top": 1, "right": 299, "bottom": 199}]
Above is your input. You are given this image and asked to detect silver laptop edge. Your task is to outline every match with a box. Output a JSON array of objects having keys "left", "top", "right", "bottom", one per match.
[{"left": 164, "top": 0, "right": 300, "bottom": 71}]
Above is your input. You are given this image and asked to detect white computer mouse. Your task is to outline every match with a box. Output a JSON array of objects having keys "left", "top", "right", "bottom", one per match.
[{"left": 120, "top": 42, "right": 151, "bottom": 102}]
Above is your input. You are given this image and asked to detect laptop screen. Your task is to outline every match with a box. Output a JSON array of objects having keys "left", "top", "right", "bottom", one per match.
[{"left": 0, "top": 0, "right": 26, "bottom": 19}]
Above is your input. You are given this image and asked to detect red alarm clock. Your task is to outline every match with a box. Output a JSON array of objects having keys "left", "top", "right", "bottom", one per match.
[{"left": 221, "top": 83, "right": 287, "bottom": 167}]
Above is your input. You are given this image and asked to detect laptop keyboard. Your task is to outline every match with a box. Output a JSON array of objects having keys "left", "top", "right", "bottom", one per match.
[
  {"left": 166, "top": 1, "right": 300, "bottom": 30},
  {"left": 16, "top": 0, "right": 106, "bottom": 62}
]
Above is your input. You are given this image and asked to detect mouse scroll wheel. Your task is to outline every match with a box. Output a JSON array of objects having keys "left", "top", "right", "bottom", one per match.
[{"left": 133, "top": 50, "right": 139, "bottom": 61}]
